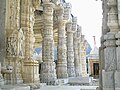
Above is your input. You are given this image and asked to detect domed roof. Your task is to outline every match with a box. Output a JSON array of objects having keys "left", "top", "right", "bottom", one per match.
[
  {"left": 90, "top": 47, "right": 99, "bottom": 55},
  {"left": 87, "top": 46, "right": 99, "bottom": 59}
]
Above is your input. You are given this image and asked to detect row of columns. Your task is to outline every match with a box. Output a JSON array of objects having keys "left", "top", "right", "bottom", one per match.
[
  {"left": 40, "top": 1, "right": 87, "bottom": 84},
  {"left": 0, "top": 0, "right": 87, "bottom": 85}
]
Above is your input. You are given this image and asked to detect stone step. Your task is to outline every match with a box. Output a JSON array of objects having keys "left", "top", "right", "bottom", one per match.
[
  {"left": 68, "top": 77, "right": 89, "bottom": 85},
  {"left": 0, "top": 85, "right": 30, "bottom": 90},
  {"left": 56, "top": 79, "right": 68, "bottom": 85}
]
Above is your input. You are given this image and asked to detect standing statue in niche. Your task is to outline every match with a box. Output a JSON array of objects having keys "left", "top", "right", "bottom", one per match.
[{"left": 18, "top": 28, "right": 25, "bottom": 57}]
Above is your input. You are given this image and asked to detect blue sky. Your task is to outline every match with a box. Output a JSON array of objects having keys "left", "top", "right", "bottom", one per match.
[{"left": 65, "top": 0, "right": 102, "bottom": 49}]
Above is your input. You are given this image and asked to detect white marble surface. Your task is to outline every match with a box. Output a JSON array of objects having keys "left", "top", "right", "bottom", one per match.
[{"left": 38, "top": 86, "right": 98, "bottom": 90}]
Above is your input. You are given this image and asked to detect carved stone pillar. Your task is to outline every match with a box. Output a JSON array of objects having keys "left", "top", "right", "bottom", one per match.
[
  {"left": 40, "top": 2, "right": 57, "bottom": 84},
  {"left": 115, "top": 0, "right": 120, "bottom": 90},
  {"left": 66, "top": 22, "right": 75, "bottom": 77},
  {"left": 77, "top": 26, "right": 82, "bottom": 76},
  {"left": 4, "top": 0, "right": 25, "bottom": 84},
  {"left": 99, "top": 36, "right": 105, "bottom": 90},
  {"left": 73, "top": 17, "right": 80, "bottom": 77},
  {"left": 0, "top": 0, "right": 6, "bottom": 66},
  {"left": 21, "top": 0, "right": 39, "bottom": 83},
  {"left": 101, "top": 0, "right": 119, "bottom": 89},
  {"left": 56, "top": 4, "right": 68, "bottom": 79},
  {"left": 81, "top": 35, "right": 87, "bottom": 77},
  {"left": 99, "top": 0, "right": 109, "bottom": 89}
]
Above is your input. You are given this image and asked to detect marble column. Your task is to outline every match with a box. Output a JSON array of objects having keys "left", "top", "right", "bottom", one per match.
[
  {"left": 21, "top": 0, "right": 39, "bottom": 83},
  {"left": 0, "top": 0, "right": 6, "bottom": 66},
  {"left": 67, "top": 22, "right": 75, "bottom": 77},
  {"left": 99, "top": 0, "right": 109, "bottom": 89},
  {"left": 99, "top": 36, "right": 105, "bottom": 90},
  {"left": 81, "top": 35, "right": 87, "bottom": 77},
  {"left": 101, "top": 0, "right": 119, "bottom": 90},
  {"left": 4, "top": 0, "right": 24, "bottom": 84},
  {"left": 77, "top": 25, "right": 82, "bottom": 76},
  {"left": 56, "top": 4, "right": 68, "bottom": 79},
  {"left": 115, "top": 0, "right": 120, "bottom": 90},
  {"left": 40, "top": 2, "right": 57, "bottom": 85},
  {"left": 73, "top": 17, "right": 80, "bottom": 77}
]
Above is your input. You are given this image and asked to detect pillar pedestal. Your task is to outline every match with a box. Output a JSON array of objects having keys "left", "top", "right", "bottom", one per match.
[{"left": 23, "top": 60, "right": 39, "bottom": 83}]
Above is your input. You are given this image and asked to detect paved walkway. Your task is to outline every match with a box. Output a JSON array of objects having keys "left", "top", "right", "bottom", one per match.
[{"left": 39, "top": 85, "right": 98, "bottom": 90}]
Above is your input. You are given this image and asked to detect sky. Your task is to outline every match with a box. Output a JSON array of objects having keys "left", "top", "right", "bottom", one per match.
[{"left": 65, "top": 0, "right": 102, "bottom": 49}]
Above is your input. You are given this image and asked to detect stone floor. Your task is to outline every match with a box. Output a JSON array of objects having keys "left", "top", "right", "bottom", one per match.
[
  {"left": 0, "top": 78, "right": 99, "bottom": 90},
  {"left": 37, "top": 85, "right": 98, "bottom": 90},
  {"left": 36, "top": 78, "right": 99, "bottom": 90}
]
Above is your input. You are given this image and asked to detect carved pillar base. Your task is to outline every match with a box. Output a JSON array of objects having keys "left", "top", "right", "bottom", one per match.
[
  {"left": 4, "top": 57, "right": 23, "bottom": 84},
  {"left": 67, "top": 63, "right": 76, "bottom": 77},
  {"left": 57, "top": 62, "right": 68, "bottom": 78},
  {"left": 115, "top": 71, "right": 120, "bottom": 90},
  {"left": 102, "top": 70, "right": 120, "bottom": 90},
  {"left": 102, "top": 70, "right": 114, "bottom": 90},
  {"left": 23, "top": 60, "right": 39, "bottom": 83},
  {"left": 40, "top": 61, "right": 57, "bottom": 85}
]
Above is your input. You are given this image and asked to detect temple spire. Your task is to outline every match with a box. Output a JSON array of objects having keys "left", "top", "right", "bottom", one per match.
[{"left": 93, "top": 36, "right": 96, "bottom": 48}]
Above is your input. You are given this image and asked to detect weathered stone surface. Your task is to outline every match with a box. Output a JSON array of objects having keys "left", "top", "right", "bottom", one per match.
[
  {"left": 20, "top": 0, "right": 39, "bottom": 83},
  {"left": 115, "top": 71, "right": 120, "bottom": 89},
  {"left": 68, "top": 76, "right": 89, "bottom": 85},
  {"left": 0, "top": 63, "right": 4, "bottom": 86},
  {"left": 40, "top": 2, "right": 57, "bottom": 84},
  {"left": 66, "top": 22, "right": 75, "bottom": 77},
  {"left": 56, "top": 4, "right": 68, "bottom": 79},
  {"left": 104, "top": 33, "right": 117, "bottom": 71},
  {"left": 0, "top": 0, "right": 6, "bottom": 66},
  {"left": 102, "top": 70, "right": 114, "bottom": 89},
  {"left": 80, "top": 35, "right": 87, "bottom": 76},
  {"left": 1, "top": 85, "right": 30, "bottom": 90},
  {"left": 73, "top": 18, "right": 80, "bottom": 77},
  {"left": 23, "top": 60, "right": 40, "bottom": 83}
]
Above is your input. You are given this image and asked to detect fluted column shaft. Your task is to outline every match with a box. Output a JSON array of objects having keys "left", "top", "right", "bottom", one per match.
[
  {"left": 40, "top": 2, "right": 57, "bottom": 84},
  {"left": 56, "top": 4, "right": 68, "bottom": 79},
  {"left": 67, "top": 22, "right": 75, "bottom": 77}
]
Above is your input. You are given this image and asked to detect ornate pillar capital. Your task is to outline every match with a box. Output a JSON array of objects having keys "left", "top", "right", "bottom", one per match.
[
  {"left": 107, "top": 0, "right": 119, "bottom": 32},
  {"left": 77, "top": 25, "right": 82, "bottom": 38},
  {"left": 63, "top": 3, "right": 72, "bottom": 21},
  {"left": 55, "top": 4, "right": 64, "bottom": 21},
  {"left": 72, "top": 17, "right": 77, "bottom": 32},
  {"left": 66, "top": 22, "right": 74, "bottom": 33}
]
